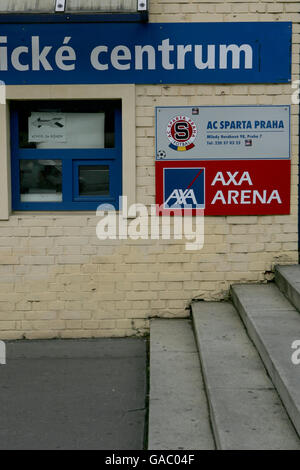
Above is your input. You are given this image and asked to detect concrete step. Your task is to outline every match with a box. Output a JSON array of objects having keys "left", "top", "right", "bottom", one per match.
[
  {"left": 191, "top": 301, "right": 300, "bottom": 450},
  {"left": 231, "top": 283, "right": 300, "bottom": 439},
  {"left": 275, "top": 264, "right": 300, "bottom": 313},
  {"left": 148, "top": 319, "right": 215, "bottom": 450}
]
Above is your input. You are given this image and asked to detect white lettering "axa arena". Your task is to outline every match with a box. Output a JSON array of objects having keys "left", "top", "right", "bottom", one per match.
[
  {"left": 212, "top": 189, "right": 282, "bottom": 205},
  {"left": 212, "top": 171, "right": 253, "bottom": 186},
  {"left": 211, "top": 171, "right": 281, "bottom": 205}
]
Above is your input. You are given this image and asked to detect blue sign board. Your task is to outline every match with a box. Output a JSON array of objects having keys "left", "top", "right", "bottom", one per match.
[
  {"left": 0, "top": 22, "right": 291, "bottom": 85},
  {"left": 164, "top": 167, "right": 205, "bottom": 210}
]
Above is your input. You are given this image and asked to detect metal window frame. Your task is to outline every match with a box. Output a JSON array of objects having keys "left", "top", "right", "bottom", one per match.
[
  {"left": 73, "top": 160, "right": 115, "bottom": 203},
  {"left": 10, "top": 102, "right": 122, "bottom": 211}
]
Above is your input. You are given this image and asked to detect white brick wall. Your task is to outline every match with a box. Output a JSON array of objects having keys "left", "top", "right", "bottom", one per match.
[{"left": 0, "top": 0, "right": 298, "bottom": 339}]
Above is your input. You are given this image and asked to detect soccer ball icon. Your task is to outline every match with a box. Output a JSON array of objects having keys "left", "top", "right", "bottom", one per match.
[{"left": 157, "top": 149, "right": 166, "bottom": 159}]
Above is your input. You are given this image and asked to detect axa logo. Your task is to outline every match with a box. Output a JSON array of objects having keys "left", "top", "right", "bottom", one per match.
[
  {"left": 163, "top": 167, "right": 205, "bottom": 210},
  {"left": 165, "top": 188, "right": 199, "bottom": 207}
]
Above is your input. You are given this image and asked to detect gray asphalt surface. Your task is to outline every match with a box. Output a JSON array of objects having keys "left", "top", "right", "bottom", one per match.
[{"left": 0, "top": 338, "right": 147, "bottom": 450}]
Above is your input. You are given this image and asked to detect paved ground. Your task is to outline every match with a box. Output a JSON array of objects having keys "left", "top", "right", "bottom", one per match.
[{"left": 0, "top": 338, "right": 147, "bottom": 450}]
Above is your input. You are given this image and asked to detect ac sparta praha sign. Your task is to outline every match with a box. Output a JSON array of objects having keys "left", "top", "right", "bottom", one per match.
[
  {"left": 166, "top": 116, "right": 197, "bottom": 151},
  {"left": 156, "top": 160, "right": 290, "bottom": 216},
  {"left": 156, "top": 105, "right": 290, "bottom": 161}
]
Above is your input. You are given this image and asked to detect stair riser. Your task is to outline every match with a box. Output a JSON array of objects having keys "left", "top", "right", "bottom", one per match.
[
  {"left": 192, "top": 299, "right": 300, "bottom": 449},
  {"left": 231, "top": 287, "right": 300, "bottom": 438},
  {"left": 275, "top": 268, "right": 300, "bottom": 313}
]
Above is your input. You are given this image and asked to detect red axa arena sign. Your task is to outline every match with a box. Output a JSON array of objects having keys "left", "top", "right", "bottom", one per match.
[{"left": 156, "top": 160, "right": 290, "bottom": 216}]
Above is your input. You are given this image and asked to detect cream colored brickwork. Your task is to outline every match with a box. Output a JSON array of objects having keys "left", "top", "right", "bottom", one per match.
[{"left": 0, "top": 0, "right": 299, "bottom": 339}]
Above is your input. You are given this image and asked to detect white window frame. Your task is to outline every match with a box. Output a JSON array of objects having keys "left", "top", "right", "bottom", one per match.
[{"left": 0, "top": 84, "right": 136, "bottom": 219}]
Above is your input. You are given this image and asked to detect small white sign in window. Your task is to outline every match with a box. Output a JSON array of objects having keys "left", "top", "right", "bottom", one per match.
[
  {"left": 35, "top": 113, "right": 105, "bottom": 149},
  {"left": 28, "top": 112, "right": 66, "bottom": 143}
]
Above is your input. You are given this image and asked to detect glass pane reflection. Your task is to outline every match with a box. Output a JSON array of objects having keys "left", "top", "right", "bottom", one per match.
[
  {"left": 79, "top": 165, "right": 109, "bottom": 196},
  {"left": 20, "top": 160, "right": 62, "bottom": 202}
]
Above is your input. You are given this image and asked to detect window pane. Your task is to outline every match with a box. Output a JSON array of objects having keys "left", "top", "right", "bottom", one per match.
[
  {"left": 79, "top": 165, "right": 109, "bottom": 196},
  {"left": 29, "top": 113, "right": 105, "bottom": 149},
  {"left": 20, "top": 160, "right": 62, "bottom": 202},
  {"left": 17, "top": 100, "right": 118, "bottom": 149}
]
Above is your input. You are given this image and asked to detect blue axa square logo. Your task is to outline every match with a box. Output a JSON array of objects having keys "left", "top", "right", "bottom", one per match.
[{"left": 163, "top": 167, "right": 205, "bottom": 209}]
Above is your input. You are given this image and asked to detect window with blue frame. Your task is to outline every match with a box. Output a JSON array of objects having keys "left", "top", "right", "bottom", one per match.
[{"left": 11, "top": 100, "right": 122, "bottom": 211}]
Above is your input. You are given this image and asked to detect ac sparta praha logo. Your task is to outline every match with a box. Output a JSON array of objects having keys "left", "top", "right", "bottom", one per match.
[{"left": 166, "top": 115, "right": 197, "bottom": 151}]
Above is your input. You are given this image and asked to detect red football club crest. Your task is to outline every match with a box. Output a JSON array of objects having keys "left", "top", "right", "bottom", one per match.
[{"left": 166, "top": 115, "right": 197, "bottom": 151}]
